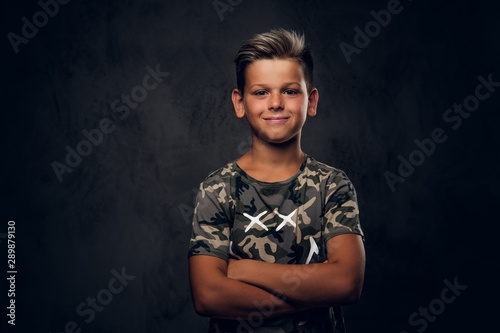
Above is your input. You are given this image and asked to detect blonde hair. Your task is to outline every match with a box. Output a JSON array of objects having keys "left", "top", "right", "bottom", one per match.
[{"left": 234, "top": 28, "right": 314, "bottom": 94}]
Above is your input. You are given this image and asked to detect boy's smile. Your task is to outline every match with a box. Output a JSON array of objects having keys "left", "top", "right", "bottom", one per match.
[
  {"left": 232, "top": 58, "right": 318, "bottom": 145},
  {"left": 263, "top": 116, "right": 289, "bottom": 124}
]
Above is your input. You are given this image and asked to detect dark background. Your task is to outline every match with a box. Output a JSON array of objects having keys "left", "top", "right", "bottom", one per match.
[{"left": 2, "top": 0, "right": 499, "bottom": 332}]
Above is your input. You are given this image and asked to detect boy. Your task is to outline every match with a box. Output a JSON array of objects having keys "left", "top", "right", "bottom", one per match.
[{"left": 188, "top": 28, "right": 365, "bottom": 332}]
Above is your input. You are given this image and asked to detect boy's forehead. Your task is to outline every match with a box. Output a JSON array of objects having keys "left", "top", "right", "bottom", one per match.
[{"left": 245, "top": 58, "right": 306, "bottom": 86}]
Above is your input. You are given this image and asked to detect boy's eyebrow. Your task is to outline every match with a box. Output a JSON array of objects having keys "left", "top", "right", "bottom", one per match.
[{"left": 248, "top": 82, "right": 303, "bottom": 89}]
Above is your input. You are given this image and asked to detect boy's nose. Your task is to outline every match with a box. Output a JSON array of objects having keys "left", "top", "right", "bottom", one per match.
[{"left": 268, "top": 93, "right": 284, "bottom": 111}]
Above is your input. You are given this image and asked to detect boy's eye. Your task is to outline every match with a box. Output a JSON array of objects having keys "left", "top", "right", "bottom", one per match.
[
  {"left": 254, "top": 91, "right": 267, "bottom": 96},
  {"left": 284, "top": 89, "right": 298, "bottom": 95}
]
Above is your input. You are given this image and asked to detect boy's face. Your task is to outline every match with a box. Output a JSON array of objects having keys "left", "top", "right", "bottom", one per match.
[{"left": 232, "top": 58, "right": 318, "bottom": 145}]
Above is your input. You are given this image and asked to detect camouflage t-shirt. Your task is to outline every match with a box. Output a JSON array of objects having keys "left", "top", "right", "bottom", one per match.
[{"left": 188, "top": 154, "right": 363, "bottom": 333}]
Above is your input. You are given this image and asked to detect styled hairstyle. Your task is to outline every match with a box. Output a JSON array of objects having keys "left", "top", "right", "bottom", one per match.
[{"left": 234, "top": 28, "right": 314, "bottom": 94}]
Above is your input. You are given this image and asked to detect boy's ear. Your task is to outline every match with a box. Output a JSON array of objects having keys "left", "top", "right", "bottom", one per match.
[
  {"left": 307, "top": 88, "right": 319, "bottom": 117},
  {"left": 232, "top": 89, "right": 245, "bottom": 118}
]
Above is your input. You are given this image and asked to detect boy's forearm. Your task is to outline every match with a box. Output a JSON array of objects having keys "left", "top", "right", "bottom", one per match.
[
  {"left": 196, "top": 274, "right": 312, "bottom": 319},
  {"left": 228, "top": 259, "right": 363, "bottom": 306},
  {"left": 228, "top": 234, "right": 365, "bottom": 306},
  {"left": 189, "top": 255, "right": 312, "bottom": 320}
]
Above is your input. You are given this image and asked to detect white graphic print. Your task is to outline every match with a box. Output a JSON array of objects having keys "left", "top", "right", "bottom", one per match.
[
  {"left": 305, "top": 237, "right": 319, "bottom": 264},
  {"left": 243, "top": 211, "right": 269, "bottom": 232},
  {"left": 229, "top": 241, "right": 243, "bottom": 260},
  {"left": 275, "top": 208, "right": 297, "bottom": 231}
]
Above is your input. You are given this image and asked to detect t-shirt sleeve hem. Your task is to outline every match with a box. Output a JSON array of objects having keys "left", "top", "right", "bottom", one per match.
[
  {"left": 187, "top": 249, "right": 229, "bottom": 262},
  {"left": 324, "top": 230, "right": 365, "bottom": 244}
]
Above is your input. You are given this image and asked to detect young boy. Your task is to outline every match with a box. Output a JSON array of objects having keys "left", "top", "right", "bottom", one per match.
[{"left": 188, "top": 28, "right": 365, "bottom": 333}]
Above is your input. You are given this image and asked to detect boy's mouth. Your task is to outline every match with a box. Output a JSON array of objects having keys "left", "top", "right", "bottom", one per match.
[{"left": 263, "top": 116, "right": 290, "bottom": 124}]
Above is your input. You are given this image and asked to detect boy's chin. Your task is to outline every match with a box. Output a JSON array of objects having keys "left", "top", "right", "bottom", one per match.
[{"left": 256, "top": 135, "right": 298, "bottom": 146}]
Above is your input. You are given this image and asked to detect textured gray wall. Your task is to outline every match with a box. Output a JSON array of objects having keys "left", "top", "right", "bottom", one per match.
[{"left": 2, "top": 0, "right": 499, "bottom": 332}]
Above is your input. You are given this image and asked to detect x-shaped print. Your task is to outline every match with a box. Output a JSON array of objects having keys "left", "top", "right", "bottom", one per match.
[
  {"left": 275, "top": 209, "right": 297, "bottom": 231},
  {"left": 243, "top": 211, "right": 269, "bottom": 232}
]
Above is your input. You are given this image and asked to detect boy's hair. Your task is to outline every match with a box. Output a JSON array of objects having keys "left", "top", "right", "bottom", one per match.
[{"left": 234, "top": 28, "right": 313, "bottom": 94}]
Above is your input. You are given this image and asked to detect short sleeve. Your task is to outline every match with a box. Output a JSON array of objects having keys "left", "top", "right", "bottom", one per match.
[
  {"left": 188, "top": 181, "right": 232, "bottom": 261},
  {"left": 322, "top": 171, "right": 364, "bottom": 243}
]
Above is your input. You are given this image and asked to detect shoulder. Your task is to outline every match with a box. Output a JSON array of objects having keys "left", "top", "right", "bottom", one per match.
[
  {"left": 303, "top": 156, "right": 352, "bottom": 187},
  {"left": 193, "top": 162, "right": 239, "bottom": 219},
  {"left": 196, "top": 161, "right": 241, "bottom": 206},
  {"left": 199, "top": 161, "right": 238, "bottom": 187}
]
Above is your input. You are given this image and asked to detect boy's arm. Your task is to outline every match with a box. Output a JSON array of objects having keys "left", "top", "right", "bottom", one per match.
[
  {"left": 189, "top": 254, "right": 313, "bottom": 319},
  {"left": 189, "top": 180, "right": 312, "bottom": 319},
  {"left": 227, "top": 233, "right": 365, "bottom": 306}
]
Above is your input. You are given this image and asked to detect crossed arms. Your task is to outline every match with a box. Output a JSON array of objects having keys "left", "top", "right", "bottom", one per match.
[{"left": 188, "top": 233, "right": 365, "bottom": 319}]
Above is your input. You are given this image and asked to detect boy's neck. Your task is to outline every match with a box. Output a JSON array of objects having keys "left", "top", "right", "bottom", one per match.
[{"left": 237, "top": 134, "right": 305, "bottom": 182}]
